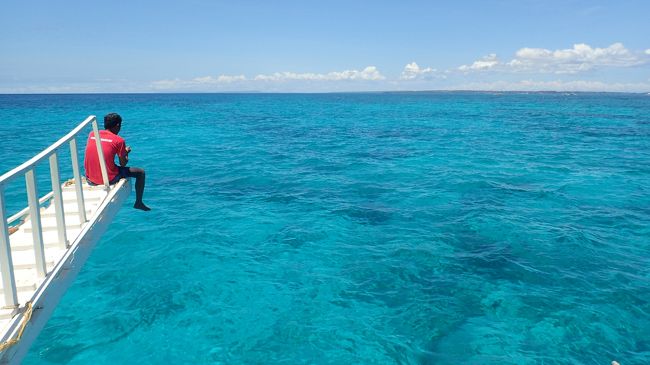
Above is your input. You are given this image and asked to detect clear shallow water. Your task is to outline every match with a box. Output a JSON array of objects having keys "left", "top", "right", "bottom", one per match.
[{"left": 0, "top": 92, "right": 649, "bottom": 364}]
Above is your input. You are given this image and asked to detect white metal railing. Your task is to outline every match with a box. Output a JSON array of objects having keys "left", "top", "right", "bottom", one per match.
[{"left": 0, "top": 115, "right": 109, "bottom": 308}]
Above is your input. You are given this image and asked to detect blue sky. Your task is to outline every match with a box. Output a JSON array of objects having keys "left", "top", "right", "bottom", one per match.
[{"left": 1, "top": 0, "right": 650, "bottom": 93}]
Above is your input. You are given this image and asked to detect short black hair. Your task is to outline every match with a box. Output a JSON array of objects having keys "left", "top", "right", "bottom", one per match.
[{"left": 104, "top": 113, "right": 122, "bottom": 129}]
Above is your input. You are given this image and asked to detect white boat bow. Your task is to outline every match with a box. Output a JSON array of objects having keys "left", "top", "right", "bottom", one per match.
[{"left": 0, "top": 116, "right": 129, "bottom": 364}]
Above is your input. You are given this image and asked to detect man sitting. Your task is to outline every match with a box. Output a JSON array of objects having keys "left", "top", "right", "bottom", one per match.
[{"left": 84, "top": 112, "right": 150, "bottom": 211}]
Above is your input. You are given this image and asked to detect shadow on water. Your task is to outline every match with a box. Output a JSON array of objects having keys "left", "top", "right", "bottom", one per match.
[
  {"left": 332, "top": 204, "right": 393, "bottom": 225},
  {"left": 266, "top": 224, "right": 327, "bottom": 249}
]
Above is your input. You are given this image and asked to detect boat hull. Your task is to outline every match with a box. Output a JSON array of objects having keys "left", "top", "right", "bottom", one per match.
[{"left": 0, "top": 179, "right": 130, "bottom": 364}]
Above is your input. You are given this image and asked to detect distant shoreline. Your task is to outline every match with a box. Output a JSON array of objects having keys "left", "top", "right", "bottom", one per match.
[{"left": 0, "top": 90, "right": 648, "bottom": 96}]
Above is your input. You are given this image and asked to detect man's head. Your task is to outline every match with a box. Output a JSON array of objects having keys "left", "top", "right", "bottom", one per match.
[{"left": 104, "top": 113, "right": 122, "bottom": 133}]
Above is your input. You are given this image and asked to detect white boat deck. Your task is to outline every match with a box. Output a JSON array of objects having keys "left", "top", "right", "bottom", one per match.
[{"left": 0, "top": 182, "right": 107, "bottom": 322}]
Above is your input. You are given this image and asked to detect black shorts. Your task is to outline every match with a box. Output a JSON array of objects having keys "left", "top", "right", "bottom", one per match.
[
  {"left": 87, "top": 166, "right": 135, "bottom": 186},
  {"left": 112, "top": 166, "right": 136, "bottom": 183}
]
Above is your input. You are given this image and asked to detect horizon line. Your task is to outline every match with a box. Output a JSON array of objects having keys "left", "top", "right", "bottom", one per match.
[{"left": 1, "top": 89, "right": 649, "bottom": 96}]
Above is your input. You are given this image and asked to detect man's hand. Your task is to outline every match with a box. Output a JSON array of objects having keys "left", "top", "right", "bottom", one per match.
[{"left": 119, "top": 145, "right": 130, "bottom": 166}]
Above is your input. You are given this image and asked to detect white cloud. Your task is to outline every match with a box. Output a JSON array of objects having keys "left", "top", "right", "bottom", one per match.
[
  {"left": 400, "top": 62, "right": 439, "bottom": 80},
  {"left": 149, "top": 66, "right": 385, "bottom": 91},
  {"left": 456, "top": 43, "right": 649, "bottom": 75},
  {"left": 506, "top": 43, "right": 644, "bottom": 74},
  {"left": 150, "top": 79, "right": 181, "bottom": 90},
  {"left": 458, "top": 54, "right": 500, "bottom": 72},
  {"left": 451, "top": 79, "right": 650, "bottom": 92},
  {"left": 192, "top": 75, "right": 247, "bottom": 83},
  {"left": 151, "top": 74, "right": 247, "bottom": 89},
  {"left": 254, "top": 66, "right": 385, "bottom": 82}
]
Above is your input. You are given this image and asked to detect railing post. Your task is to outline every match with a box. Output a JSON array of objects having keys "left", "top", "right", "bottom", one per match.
[
  {"left": 25, "top": 169, "right": 47, "bottom": 278},
  {"left": 69, "top": 138, "right": 87, "bottom": 224},
  {"left": 0, "top": 186, "right": 18, "bottom": 308},
  {"left": 91, "top": 118, "right": 110, "bottom": 189},
  {"left": 49, "top": 152, "right": 68, "bottom": 249}
]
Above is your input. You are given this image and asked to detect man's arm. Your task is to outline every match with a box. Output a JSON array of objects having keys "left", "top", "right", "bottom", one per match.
[{"left": 119, "top": 146, "right": 131, "bottom": 166}]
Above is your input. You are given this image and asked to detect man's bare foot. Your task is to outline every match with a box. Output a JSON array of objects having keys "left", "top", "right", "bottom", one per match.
[{"left": 134, "top": 202, "right": 151, "bottom": 211}]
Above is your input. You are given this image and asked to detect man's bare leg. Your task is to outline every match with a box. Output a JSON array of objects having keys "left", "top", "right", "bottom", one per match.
[{"left": 129, "top": 167, "right": 151, "bottom": 211}]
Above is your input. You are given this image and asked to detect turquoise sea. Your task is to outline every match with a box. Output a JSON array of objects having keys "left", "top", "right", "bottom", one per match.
[{"left": 0, "top": 92, "right": 649, "bottom": 364}]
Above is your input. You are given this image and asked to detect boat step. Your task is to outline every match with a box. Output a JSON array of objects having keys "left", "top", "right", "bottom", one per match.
[
  {"left": 22, "top": 216, "right": 86, "bottom": 232},
  {"left": 62, "top": 184, "right": 106, "bottom": 192},
  {"left": 23, "top": 224, "right": 84, "bottom": 233},
  {"left": 41, "top": 207, "right": 93, "bottom": 218},
  {"left": 11, "top": 247, "right": 61, "bottom": 269},
  {"left": 62, "top": 196, "right": 102, "bottom": 205},
  {"left": 11, "top": 258, "right": 57, "bottom": 271},
  {"left": 0, "top": 269, "right": 44, "bottom": 319},
  {"left": 10, "top": 236, "right": 69, "bottom": 252},
  {"left": 0, "top": 308, "right": 18, "bottom": 320},
  {"left": 0, "top": 281, "right": 37, "bottom": 296},
  {"left": 13, "top": 200, "right": 98, "bottom": 224},
  {"left": 62, "top": 187, "right": 103, "bottom": 197},
  {"left": 9, "top": 227, "right": 82, "bottom": 250}
]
